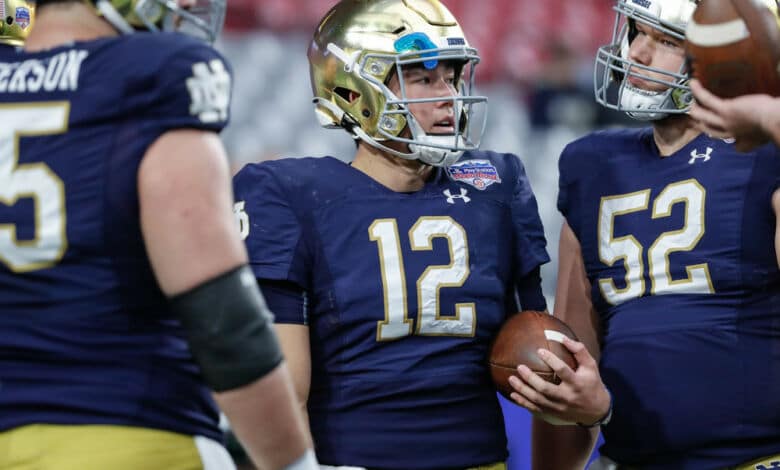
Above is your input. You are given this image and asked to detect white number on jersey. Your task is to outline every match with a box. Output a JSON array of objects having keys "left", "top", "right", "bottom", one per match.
[
  {"left": 598, "top": 179, "right": 714, "bottom": 305},
  {"left": 0, "top": 103, "right": 70, "bottom": 272},
  {"left": 233, "top": 200, "right": 249, "bottom": 241},
  {"left": 370, "top": 216, "right": 475, "bottom": 341}
]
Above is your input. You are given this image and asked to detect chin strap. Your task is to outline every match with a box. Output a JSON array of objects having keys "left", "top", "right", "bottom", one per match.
[
  {"left": 313, "top": 90, "right": 464, "bottom": 168},
  {"left": 313, "top": 96, "right": 424, "bottom": 162},
  {"left": 620, "top": 83, "right": 670, "bottom": 121}
]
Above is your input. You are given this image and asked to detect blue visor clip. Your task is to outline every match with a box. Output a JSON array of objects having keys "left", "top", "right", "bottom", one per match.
[{"left": 394, "top": 32, "right": 439, "bottom": 70}]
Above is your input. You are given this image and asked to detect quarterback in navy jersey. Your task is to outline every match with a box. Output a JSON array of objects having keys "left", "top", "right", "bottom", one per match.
[
  {"left": 232, "top": 1, "right": 550, "bottom": 469},
  {"left": 507, "top": 1, "right": 780, "bottom": 469},
  {"left": 0, "top": 0, "right": 316, "bottom": 469}
]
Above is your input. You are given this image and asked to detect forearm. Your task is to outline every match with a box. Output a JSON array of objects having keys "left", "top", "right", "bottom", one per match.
[
  {"left": 531, "top": 418, "right": 599, "bottom": 470},
  {"left": 256, "top": 280, "right": 314, "bottom": 409},
  {"left": 758, "top": 97, "right": 780, "bottom": 147},
  {"left": 215, "top": 363, "right": 313, "bottom": 470}
]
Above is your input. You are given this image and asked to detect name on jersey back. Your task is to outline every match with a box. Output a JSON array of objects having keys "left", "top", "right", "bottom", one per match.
[{"left": 0, "top": 50, "right": 88, "bottom": 94}]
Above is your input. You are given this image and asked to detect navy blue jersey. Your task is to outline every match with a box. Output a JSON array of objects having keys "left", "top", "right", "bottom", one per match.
[
  {"left": 558, "top": 128, "right": 780, "bottom": 469},
  {"left": 0, "top": 45, "right": 21, "bottom": 59},
  {"left": 233, "top": 152, "right": 549, "bottom": 469},
  {"left": 0, "top": 33, "right": 232, "bottom": 441}
]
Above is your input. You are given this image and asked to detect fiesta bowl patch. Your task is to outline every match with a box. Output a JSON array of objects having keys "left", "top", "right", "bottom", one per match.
[
  {"left": 446, "top": 159, "right": 501, "bottom": 190},
  {"left": 15, "top": 7, "right": 30, "bottom": 29}
]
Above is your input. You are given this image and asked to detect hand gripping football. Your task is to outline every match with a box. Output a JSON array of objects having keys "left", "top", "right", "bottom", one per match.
[
  {"left": 489, "top": 310, "right": 578, "bottom": 397},
  {"left": 488, "top": 311, "right": 580, "bottom": 425},
  {"left": 686, "top": 0, "right": 780, "bottom": 98}
]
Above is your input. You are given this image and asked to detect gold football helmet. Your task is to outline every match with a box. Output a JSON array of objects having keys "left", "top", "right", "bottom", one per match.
[
  {"left": 0, "top": 0, "right": 34, "bottom": 47},
  {"left": 308, "top": 0, "right": 487, "bottom": 167},
  {"left": 87, "top": 0, "right": 225, "bottom": 43}
]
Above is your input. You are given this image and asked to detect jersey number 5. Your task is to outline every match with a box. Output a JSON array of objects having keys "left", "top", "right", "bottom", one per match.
[
  {"left": 0, "top": 103, "right": 70, "bottom": 273},
  {"left": 598, "top": 179, "right": 714, "bottom": 305},
  {"left": 370, "top": 216, "right": 476, "bottom": 341}
]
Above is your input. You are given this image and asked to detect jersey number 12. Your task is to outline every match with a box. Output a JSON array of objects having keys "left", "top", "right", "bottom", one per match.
[{"left": 370, "top": 216, "right": 476, "bottom": 341}]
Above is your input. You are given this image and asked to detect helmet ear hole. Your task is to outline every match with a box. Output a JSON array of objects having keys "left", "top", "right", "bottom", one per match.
[
  {"left": 334, "top": 87, "right": 360, "bottom": 104},
  {"left": 6, "top": 16, "right": 13, "bottom": 25}
]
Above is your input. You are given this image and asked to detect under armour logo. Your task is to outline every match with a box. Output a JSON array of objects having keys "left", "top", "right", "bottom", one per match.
[
  {"left": 443, "top": 188, "right": 470, "bottom": 204},
  {"left": 688, "top": 147, "right": 713, "bottom": 164}
]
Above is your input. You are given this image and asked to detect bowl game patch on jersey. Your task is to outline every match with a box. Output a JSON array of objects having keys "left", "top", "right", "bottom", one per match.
[{"left": 446, "top": 159, "right": 501, "bottom": 190}]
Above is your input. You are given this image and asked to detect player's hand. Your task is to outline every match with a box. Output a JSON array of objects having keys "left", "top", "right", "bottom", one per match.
[
  {"left": 507, "top": 337, "right": 610, "bottom": 425},
  {"left": 689, "top": 79, "right": 771, "bottom": 152}
]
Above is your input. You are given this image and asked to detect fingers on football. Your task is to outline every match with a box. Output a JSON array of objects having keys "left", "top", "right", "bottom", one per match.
[
  {"left": 561, "top": 337, "right": 596, "bottom": 370},
  {"left": 690, "top": 79, "right": 720, "bottom": 110},
  {"left": 537, "top": 347, "right": 577, "bottom": 383},
  {"left": 690, "top": 106, "right": 728, "bottom": 136},
  {"left": 513, "top": 366, "right": 561, "bottom": 409}
]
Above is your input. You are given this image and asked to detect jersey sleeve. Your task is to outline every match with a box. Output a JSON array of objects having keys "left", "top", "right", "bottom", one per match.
[
  {"left": 139, "top": 39, "right": 232, "bottom": 134},
  {"left": 557, "top": 142, "right": 576, "bottom": 219},
  {"left": 509, "top": 154, "right": 550, "bottom": 276},
  {"left": 773, "top": 145, "right": 780, "bottom": 189},
  {"left": 232, "top": 163, "right": 311, "bottom": 294},
  {"left": 557, "top": 139, "right": 591, "bottom": 240}
]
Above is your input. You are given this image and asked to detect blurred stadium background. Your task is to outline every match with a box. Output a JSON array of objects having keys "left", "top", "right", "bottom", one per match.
[{"left": 217, "top": 1, "right": 624, "bottom": 468}]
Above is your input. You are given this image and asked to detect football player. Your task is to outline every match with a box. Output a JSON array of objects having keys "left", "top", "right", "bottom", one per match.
[
  {"left": 506, "top": 0, "right": 780, "bottom": 469},
  {"left": 0, "top": 0, "right": 316, "bottom": 469},
  {"left": 232, "top": 1, "right": 557, "bottom": 468}
]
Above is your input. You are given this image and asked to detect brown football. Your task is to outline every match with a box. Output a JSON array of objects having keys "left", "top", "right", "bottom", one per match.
[
  {"left": 686, "top": 0, "right": 780, "bottom": 98},
  {"left": 488, "top": 310, "right": 578, "bottom": 400}
]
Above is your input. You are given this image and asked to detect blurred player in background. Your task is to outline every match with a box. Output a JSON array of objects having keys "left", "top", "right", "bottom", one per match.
[
  {"left": 232, "top": 0, "right": 555, "bottom": 468},
  {"left": 507, "top": 0, "right": 780, "bottom": 469},
  {"left": 690, "top": 79, "right": 780, "bottom": 151},
  {"left": 0, "top": 0, "right": 34, "bottom": 50},
  {"left": 0, "top": 0, "right": 316, "bottom": 469}
]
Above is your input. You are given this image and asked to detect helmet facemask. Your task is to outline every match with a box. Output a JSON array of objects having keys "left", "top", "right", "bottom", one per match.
[
  {"left": 594, "top": 0, "right": 696, "bottom": 120},
  {"left": 357, "top": 39, "right": 487, "bottom": 167}
]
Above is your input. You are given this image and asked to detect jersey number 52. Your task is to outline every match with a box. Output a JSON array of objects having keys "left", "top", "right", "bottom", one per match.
[{"left": 598, "top": 179, "right": 714, "bottom": 305}]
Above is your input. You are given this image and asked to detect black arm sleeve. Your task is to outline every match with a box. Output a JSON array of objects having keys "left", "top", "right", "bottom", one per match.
[
  {"left": 169, "top": 265, "right": 283, "bottom": 392},
  {"left": 516, "top": 266, "right": 547, "bottom": 312}
]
